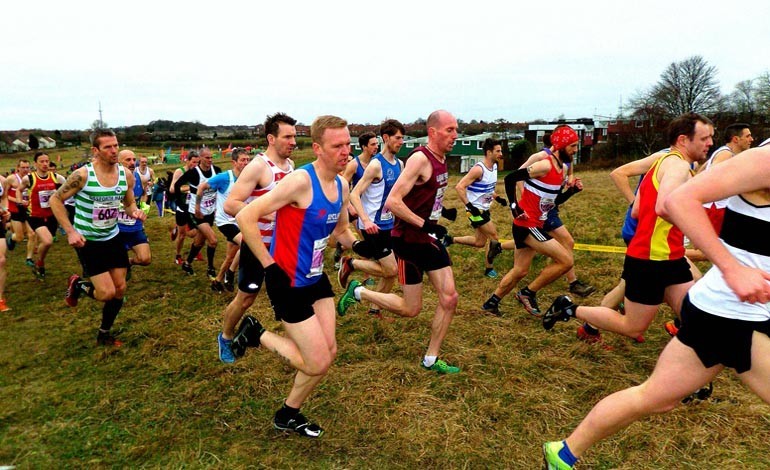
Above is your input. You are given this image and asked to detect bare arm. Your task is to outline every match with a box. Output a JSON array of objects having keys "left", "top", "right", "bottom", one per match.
[
  {"left": 169, "top": 168, "right": 184, "bottom": 194},
  {"left": 122, "top": 171, "right": 145, "bottom": 222},
  {"left": 385, "top": 152, "right": 431, "bottom": 228},
  {"left": 654, "top": 156, "right": 692, "bottom": 221},
  {"left": 609, "top": 152, "right": 663, "bottom": 204},
  {"left": 50, "top": 168, "right": 87, "bottom": 247},
  {"left": 455, "top": 165, "right": 483, "bottom": 206},
  {"left": 332, "top": 180, "right": 357, "bottom": 248},
  {"left": 224, "top": 157, "right": 266, "bottom": 217},
  {"left": 341, "top": 159, "right": 358, "bottom": 184},
  {"left": 665, "top": 148, "right": 770, "bottom": 303},
  {"left": 349, "top": 159, "right": 382, "bottom": 234}
]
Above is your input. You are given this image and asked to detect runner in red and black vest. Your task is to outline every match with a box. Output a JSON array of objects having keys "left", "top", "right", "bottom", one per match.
[{"left": 337, "top": 110, "right": 461, "bottom": 375}]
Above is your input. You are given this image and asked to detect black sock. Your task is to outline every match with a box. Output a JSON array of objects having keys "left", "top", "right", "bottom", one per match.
[
  {"left": 100, "top": 298, "right": 124, "bottom": 331},
  {"left": 78, "top": 280, "right": 95, "bottom": 299},
  {"left": 275, "top": 402, "right": 300, "bottom": 422},
  {"left": 187, "top": 243, "right": 203, "bottom": 264},
  {"left": 583, "top": 323, "right": 599, "bottom": 335},
  {"left": 207, "top": 246, "right": 216, "bottom": 269}
]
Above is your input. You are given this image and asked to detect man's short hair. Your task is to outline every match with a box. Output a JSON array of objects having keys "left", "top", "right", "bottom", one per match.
[
  {"left": 232, "top": 147, "right": 249, "bottom": 160},
  {"left": 311, "top": 115, "right": 348, "bottom": 144},
  {"left": 667, "top": 113, "right": 713, "bottom": 146},
  {"left": 33, "top": 151, "right": 48, "bottom": 162},
  {"left": 482, "top": 138, "right": 502, "bottom": 154},
  {"left": 379, "top": 119, "right": 405, "bottom": 137},
  {"left": 17, "top": 159, "right": 29, "bottom": 167},
  {"left": 264, "top": 113, "right": 297, "bottom": 138},
  {"left": 723, "top": 123, "right": 750, "bottom": 144},
  {"left": 358, "top": 132, "right": 377, "bottom": 149},
  {"left": 187, "top": 150, "right": 200, "bottom": 159},
  {"left": 89, "top": 128, "right": 116, "bottom": 148}
]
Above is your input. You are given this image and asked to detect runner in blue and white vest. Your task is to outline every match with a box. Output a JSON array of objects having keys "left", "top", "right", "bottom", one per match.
[{"left": 116, "top": 150, "right": 152, "bottom": 272}]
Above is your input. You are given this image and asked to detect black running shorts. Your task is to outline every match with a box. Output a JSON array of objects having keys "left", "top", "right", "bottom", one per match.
[{"left": 392, "top": 236, "right": 451, "bottom": 285}]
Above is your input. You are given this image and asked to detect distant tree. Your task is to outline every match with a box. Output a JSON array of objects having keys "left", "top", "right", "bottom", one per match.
[
  {"left": 54, "top": 130, "right": 62, "bottom": 141},
  {"left": 212, "top": 131, "right": 218, "bottom": 140},
  {"left": 28, "top": 134, "right": 40, "bottom": 150},
  {"left": 91, "top": 119, "right": 109, "bottom": 130},
  {"left": 647, "top": 56, "right": 722, "bottom": 116},
  {"left": 755, "top": 72, "right": 770, "bottom": 115},
  {"left": 728, "top": 79, "right": 756, "bottom": 115}
]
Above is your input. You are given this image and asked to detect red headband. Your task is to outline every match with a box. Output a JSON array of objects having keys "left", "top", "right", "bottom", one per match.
[{"left": 551, "top": 126, "right": 578, "bottom": 151}]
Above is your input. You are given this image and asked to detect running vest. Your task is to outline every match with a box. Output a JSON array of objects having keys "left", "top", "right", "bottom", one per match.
[
  {"left": 187, "top": 165, "right": 218, "bottom": 216},
  {"left": 466, "top": 161, "right": 498, "bottom": 211},
  {"left": 270, "top": 164, "right": 343, "bottom": 287},
  {"left": 246, "top": 154, "right": 293, "bottom": 246},
  {"left": 626, "top": 151, "right": 694, "bottom": 261},
  {"left": 8, "top": 173, "right": 29, "bottom": 214},
  {"left": 211, "top": 170, "right": 237, "bottom": 227},
  {"left": 392, "top": 146, "right": 448, "bottom": 243},
  {"left": 28, "top": 172, "right": 58, "bottom": 218},
  {"left": 358, "top": 153, "right": 401, "bottom": 231},
  {"left": 118, "top": 169, "right": 145, "bottom": 233},
  {"left": 74, "top": 163, "right": 128, "bottom": 241},
  {"left": 689, "top": 195, "right": 770, "bottom": 321},
  {"left": 351, "top": 156, "right": 366, "bottom": 188},
  {"left": 702, "top": 145, "right": 734, "bottom": 210},
  {"left": 517, "top": 153, "right": 564, "bottom": 228}
]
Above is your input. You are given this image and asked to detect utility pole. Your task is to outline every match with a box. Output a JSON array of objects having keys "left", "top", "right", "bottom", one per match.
[{"left": 98, "top": 101, "right": 104, "bottom": 128}]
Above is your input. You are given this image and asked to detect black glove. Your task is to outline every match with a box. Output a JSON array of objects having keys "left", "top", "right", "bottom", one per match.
[
  {"left": 441, "top": 206, "right": 457, "bottom": 221},
  {"left": 510, "top": 202, "right": 526, "bottom": 219},
  {"left": 420, "top": 221, "right": 448, "bottom": 239},
  {"left": 265, "top": 263, "right": 291, "bottom": 300},
  {"left": 465, "top": 202, "right": 481, "bottom": 217},
  {"left": 495, "top": 196, "right": 508, "bottom": 206}
]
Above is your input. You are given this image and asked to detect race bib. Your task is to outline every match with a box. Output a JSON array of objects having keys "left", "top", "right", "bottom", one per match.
[
  {"left": 200, "top": 191, "right": 217, "bottom": 215},
  {"left": 117, "top": 209, "right": 136, "bottom": 226},
  {"left": 539, "top": 197, "right": 555, "bottom": 220},
  {"left": 430, "top": 187, "right": 446, "bottom": 221},
  {"left": 482, "top": 194, "right": 494, "bottom": 205},
  {"left": 38, "top": 189, "right": 55, "bottom": 209},
  {"left": 307, "top": 236, "right": 329, "bottom": 278},
  {"left": 380, "top": 206, "right": 393, "bottom": 221},
  {"left": 92, "top": 201, "right": 120, "bottom": 228}
]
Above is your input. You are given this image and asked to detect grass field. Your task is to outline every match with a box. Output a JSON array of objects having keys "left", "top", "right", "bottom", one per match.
[{"left": 1, "top": 153, "right": 769, "bottom": 469}]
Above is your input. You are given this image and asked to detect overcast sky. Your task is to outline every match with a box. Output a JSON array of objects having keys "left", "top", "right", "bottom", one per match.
[{"left": 3, "top": 0, "right": 769, "bottom": 130}]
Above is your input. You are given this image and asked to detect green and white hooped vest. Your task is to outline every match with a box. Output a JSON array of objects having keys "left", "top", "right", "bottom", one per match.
[{"left": 74, "top": 163, "right": 128, "bottom": 241}]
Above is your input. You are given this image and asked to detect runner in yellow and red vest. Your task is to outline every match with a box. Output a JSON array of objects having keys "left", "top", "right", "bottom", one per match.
[{"left": 543, "top": 113, "right": 715, "bottom": 346}]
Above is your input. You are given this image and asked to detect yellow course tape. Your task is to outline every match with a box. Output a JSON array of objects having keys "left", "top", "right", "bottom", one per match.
[{"left": 573, "top": 243, "right": 627, "bottom": 254}]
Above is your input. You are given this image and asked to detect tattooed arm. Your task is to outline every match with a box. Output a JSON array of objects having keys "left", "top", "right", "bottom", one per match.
[{"left": 50, "top": 167, "right": 87, "bottom": 247}]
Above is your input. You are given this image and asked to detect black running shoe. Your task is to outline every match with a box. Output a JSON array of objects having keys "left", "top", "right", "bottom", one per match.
[
  {"left": 223, "top": 270, "right": 235, "bottom": 292},
  {"left": 207, "top": 266, "right": 216, "bottom": 280},
  {"left": 210, "top": 280, "right": 225, "bottom": 293},
  {"left": 543, "top": 295, "right": 577, "bottom": 330},
  {"left": 274, "top": 412, "right": 324, "bottom": 438},
  {"left": 486, "top": 240, "right": 503, "bottom": 265},
  {"left": 515, "top": 289, "right": 540, "bottom": 316},
  {"left": 181, "top": 261, "right": 194, "bottom": 276},
  {"left": 481, "top": 298, "right": 501, "bottom": 316},
  {"left": 569, "top": 279, "right": 596, "bottom": 297},
  {"left": 230, "top": 315, "right": 264, "bottom": 358}
]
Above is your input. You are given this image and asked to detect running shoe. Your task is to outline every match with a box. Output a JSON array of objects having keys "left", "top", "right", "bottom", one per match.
[
  {"left": 181, "top": 262, "right": 194, "bottom": 276},
  {"left": 218, "top": 332, "right": 235, "bottom": 364},
  {"left": 542, "top": 441, "right": 575, "bottom": 469},
  {"left": 576, "top": 325, "right": 613, "bottom": 350},
  {"left": 230, "top": 315, "right": 264, "bottom": 358},
  {"left": 223, "top": 270, "right": 235, "bottom": 292},
  {"left": 543, "top": 295, "right": 577, "bottom": 330},
  {"left": 210, "top": 280, "right": 225, "bottom": 293},
  {"left": 207, "top": 266, "right": 217, "bottom": 280},
  {"left": 25, "top": 258, "right": 35, "bottom": 267},
  {"left": 195, "top": 252, "right": 204, "bottom": 262},
  {"left": 421, "top": 359, "right": 460, "bottom": 374},
  {"left": 34, "top": 262, "right": 45, "bottom": 280},
  {"left": 664, "top": 319, "right": 680, "bottom": 337},
  {"left": 174, "top": 254, "right": 183, "bottom": 265},
  {"left": 274, "top": 412, "right": 324, "bottom": 438},
  {"left": 0, "top": 298, "right": 10, "bottom": 312},
  {"left": 337, "top": 280, "right": 361, "bottom": 316},
  {"left": 481, "top": 298, "right": 501, "bottom": 316},
  {"left": 569, "top": 279, "right": 596, "bottom": 297},
  {"left": 5, "top": 232, "right": 15, "bottom": 251},
  {"left": 682, "top": 382, "right": 713, "bottom": 404},
  {"left": 486, "top": 240, "right": 503, "bottom": 265},
  {"left": 515, "top": 289, "right": 541, "bottom": 316},
  {"left": 363, "top": 277, "right": 377, "bottom": 286},
  {"left": 484, "top": 268, "right": 498, "bottom": 278},
  {"left": 96, "top": 330, "right": 123, "bottom": 347},
  {"left": 65, "top": 274, "right": 82, "bottom": 307},
  {"left": 337, "top": 256, "right": 354, "bottom": 288}
]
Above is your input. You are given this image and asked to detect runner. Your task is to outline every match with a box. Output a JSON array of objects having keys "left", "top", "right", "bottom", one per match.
[
  {"left": 0, "top": 173, "right": 11, "bottom": 311},
  {"left": 52, "top": 129, "right": 146, "bottom": 347},
  {"left": 135, "top": 155, "right": 156, "bottom": 205},
  {"left": 117, "top": 150, "right": 152, "bottom": 274},
  {"left": 169, "top": 151, "right": 200, "bottom": 265},
  {"left": 5, "top": 159, "right": 37, "bottom": 266},
  {"left": 337, "top": 110, "right": 461, "bottom": 374}
]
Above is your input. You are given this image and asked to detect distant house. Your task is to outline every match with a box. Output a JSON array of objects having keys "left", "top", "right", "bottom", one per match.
[
  {"left": 396, "top": 136, "right": 428, "bottom": 159},
  {"left": 39, "top": 136, "right": 56, "bottom": 149},
  {"left": 11, "top": 139, "right": 30, "bottom": 152}
]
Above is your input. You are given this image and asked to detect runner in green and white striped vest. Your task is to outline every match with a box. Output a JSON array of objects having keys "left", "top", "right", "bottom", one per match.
[{"left": 73, "top": 163, "right": 128, "bottom": 241}]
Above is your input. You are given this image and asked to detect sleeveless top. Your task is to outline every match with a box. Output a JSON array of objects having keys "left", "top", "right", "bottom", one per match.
[
  {"left": 689, "top": 195, "right": 770, "bottom": 321},
  {"left": 118, "top": 170, "right": 145, "bottom": 233},
  {"left": 8, "top": 173, "right": 28, "bottom": 214},
  {"left": 466, "top": 161, "right": 498, "bottom": 211},
  {"left": 351, "top": 156, "right": 366, "bottom": 188},
  {"left": 246, "top": 154, "right": 293, "bottom": 246},
  {"left": 626, "top": 151, "right": 694, "bottom": 261},
  {"left": 74, "top": 163, "right": 128, "bottom": 241},
  {"left": 358, "top": 153, "right": 401, "bottom": 231},
  {"left": 392, "top": 146, "right": 448, "bottom": 243},
  {"left": 210, "top": 170, "right": 237, "bottom": 227},
  {"left": 29, "top": 172, "right": 58, "bottom": 218},
  {"left": 270, "top": 164, "right": 343, "bottom": 287},
  {"left": 517, "top": 153, "right": 564, "bottom": 228},
  {"left": 702, "top": 145, "right": 734, "bottom": 210},
  {"left": 187, "top": 166, "right": 218, "bottom": 216}
]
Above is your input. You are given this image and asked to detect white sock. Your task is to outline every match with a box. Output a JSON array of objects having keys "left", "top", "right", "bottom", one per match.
[
  {"left": 353, "top": 286, "right": 363, "bottom": 301},
  {"left": 423, "top": 355, "right": 437, "bottom": 367}
]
